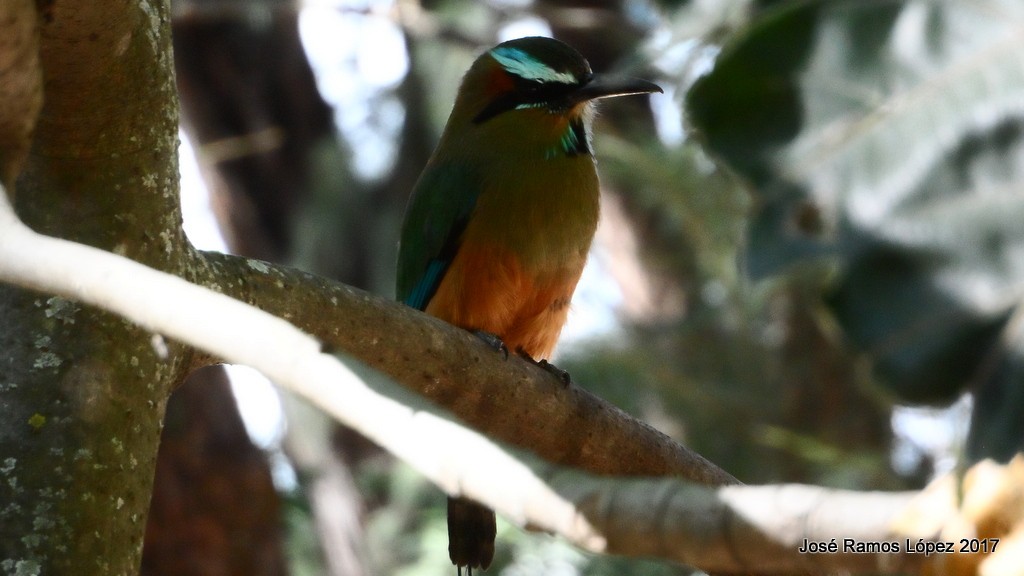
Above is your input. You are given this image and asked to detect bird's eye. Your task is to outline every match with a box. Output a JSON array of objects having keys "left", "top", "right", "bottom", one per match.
[{"left": 474, "top": 74, "right": 577, "bottom": 123}]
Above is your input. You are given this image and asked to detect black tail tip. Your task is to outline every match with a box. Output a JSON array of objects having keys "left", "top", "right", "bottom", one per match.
[{"left": 448, "top": 497, "right": 496, "bottom": 572}]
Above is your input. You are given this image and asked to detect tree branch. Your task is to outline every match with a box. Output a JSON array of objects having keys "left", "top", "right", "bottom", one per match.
[
  {"left": 187, "top": 249, "right": 737, "bottom": 486},
  {"left": 550, "top": 472, "right": 935, "bottom": 574}
]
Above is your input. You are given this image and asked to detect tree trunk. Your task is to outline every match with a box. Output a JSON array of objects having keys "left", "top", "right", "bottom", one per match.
[{"left": 0, "top": 1, "right": 187, "bottom": 573}]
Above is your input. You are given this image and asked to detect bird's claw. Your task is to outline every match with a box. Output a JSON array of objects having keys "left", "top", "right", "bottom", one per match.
[
  {"left": 469, "top": 331, "right": 570, "bottom": 384},
  {"left": 472, "top": 330, "right": 509, "bottom": 360},
  {"left": 516, "top": 349, "right": 571, "bottom": 385},
  {"left": 539, "top": 359, "right": 571, "bottom": 385}
]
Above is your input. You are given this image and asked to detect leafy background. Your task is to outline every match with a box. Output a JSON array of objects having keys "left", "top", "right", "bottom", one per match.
[
  {"left": 688, "top": 0, "right": 1024, "bottom": 462},
  {"left": 163, "top": 0, "right": 1024, "bottom": 574}
]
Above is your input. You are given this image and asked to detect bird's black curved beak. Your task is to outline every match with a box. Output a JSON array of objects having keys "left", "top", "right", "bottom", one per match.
[{"left": 571, "top": 74, "right": 662, "bottom": 104}]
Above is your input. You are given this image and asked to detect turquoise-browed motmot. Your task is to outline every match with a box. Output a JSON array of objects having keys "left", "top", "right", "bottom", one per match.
[{"left": 396, "top": 36, "right": 660, "bottom": 574}]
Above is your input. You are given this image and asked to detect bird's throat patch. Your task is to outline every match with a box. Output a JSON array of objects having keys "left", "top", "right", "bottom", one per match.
[{"left": 552, "top": 116, "right": 590, "bottom": 158}]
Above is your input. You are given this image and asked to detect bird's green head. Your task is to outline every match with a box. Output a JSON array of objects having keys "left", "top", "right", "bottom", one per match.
[{"left": 445, "top": 36, "right": 661, "bottom": 159}]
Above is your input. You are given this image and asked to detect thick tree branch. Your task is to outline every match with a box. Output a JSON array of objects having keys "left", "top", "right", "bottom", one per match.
[{"left": 188, "top": 249, "right": 738, "bottom": 486}]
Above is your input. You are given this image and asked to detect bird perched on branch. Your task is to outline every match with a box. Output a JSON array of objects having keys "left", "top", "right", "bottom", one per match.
[{"left": 396, "top": 36, "right": 660, "bottom": 575}]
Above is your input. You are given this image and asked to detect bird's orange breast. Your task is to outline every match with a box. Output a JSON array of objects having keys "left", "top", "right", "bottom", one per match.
[{"left": 424, "top": 240, "right": 584, "bottom": 359}]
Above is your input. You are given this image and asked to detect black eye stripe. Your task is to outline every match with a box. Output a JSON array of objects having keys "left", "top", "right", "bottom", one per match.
[
  {"left": 515, "top": 79, "right": 574, "bottom": 104},
  {"left": 472, "top": 74, "right": 592, "bottom": 124}
]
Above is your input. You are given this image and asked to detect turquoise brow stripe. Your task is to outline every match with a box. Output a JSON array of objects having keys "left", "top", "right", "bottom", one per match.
[{"left": 490, "top": 47, "right": 577, "bottom": 84}]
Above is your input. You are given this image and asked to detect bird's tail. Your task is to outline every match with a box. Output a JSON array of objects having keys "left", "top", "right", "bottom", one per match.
[{"left": 448, "top": 496, "right": 496, "bottom": 573}]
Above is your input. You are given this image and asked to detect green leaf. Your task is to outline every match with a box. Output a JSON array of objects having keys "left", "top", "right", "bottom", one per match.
[{"left": 687, "top": 0, "right": 1024, "bottom": 457}]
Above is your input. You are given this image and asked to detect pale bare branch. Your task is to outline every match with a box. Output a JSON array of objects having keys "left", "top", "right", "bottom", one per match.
[{"left": 0, "top": 184, "right": 984, "bottom": 574}]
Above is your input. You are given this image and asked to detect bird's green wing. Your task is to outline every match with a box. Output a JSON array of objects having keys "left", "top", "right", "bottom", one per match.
[{"left": 396, "top": 161, "right": 481, "bottom": 311}]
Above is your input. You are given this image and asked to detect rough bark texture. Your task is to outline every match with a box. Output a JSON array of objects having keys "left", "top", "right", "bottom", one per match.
[{"left": 0, "top": 1, "right": 188, "bottom": 574}]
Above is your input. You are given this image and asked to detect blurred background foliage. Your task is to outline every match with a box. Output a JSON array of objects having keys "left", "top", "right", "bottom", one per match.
[{"left": 153, "top": 0, "right": 1024, "bottom": 574}]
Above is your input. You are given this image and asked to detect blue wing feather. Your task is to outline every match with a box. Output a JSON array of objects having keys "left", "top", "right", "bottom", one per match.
[
  {"left": 396, "top": 162, "right": 480, "bottom": 311},
  {"left": 404, "top": 259, "right": 448, "bottom": 310}
]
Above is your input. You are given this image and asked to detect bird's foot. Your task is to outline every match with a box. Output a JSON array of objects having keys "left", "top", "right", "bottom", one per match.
[
  {"left": 516, "top": 348, "right": 571, "bottom": 385},
  {"left": 472, "top": 330, "right": 508, "bottom": 360}
]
